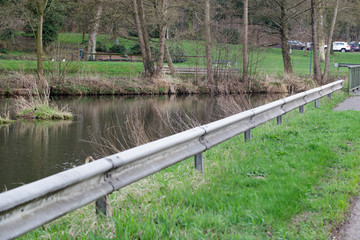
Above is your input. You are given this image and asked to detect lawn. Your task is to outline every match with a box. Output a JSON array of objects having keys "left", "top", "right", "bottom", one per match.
[{"left": 2, "top": 32, "right": 360, "bottom": 78}]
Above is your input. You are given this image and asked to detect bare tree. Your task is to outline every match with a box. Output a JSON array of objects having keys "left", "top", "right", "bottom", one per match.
[
  {"left": 311, "top": 0, "right": 322, "bottom": 83},
  {"left": 153, "top": 0, "right": 168, "bottom": 79},
  {"left": 204, "top": 0, "right": 213, "bottom": 83},
  {"left": 132, "top": 0, "right": 154, "bottom": 78},
  {"left": 318, "top": 1, "right": 326, "bottom": 62},
  {"left": 322, "top": 0, "right": 339, "bottom": 83},
  {"left": 243, "top": 0, "right": 248, "bottom": 83},
  {"left": 87, "top": 0, "right": 103, "bottom": 61}
]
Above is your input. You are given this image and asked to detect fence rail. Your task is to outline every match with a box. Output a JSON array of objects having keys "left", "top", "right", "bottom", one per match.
[
  {"left": 162, "top": 66, "right": 239, "bottom": 75},
  {"left": 349, "top": 66, "right": 360, "bottom": 93},
  {"left": 0, "top": 80, "right": 344, "bottom": 239}
]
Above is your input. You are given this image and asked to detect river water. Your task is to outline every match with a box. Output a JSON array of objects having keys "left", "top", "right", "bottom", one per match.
[{"left": 0, "top": 94, "right": 285, "bottom": 192}]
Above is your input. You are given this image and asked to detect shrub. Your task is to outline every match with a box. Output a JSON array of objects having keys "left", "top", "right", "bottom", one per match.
[
  {"left": 96, "top": 41, "right": 107, "bottom": 52},
  {"left": 0, "top": 43, "right": 7, "bottom": 54},
  {"left": 169, "top": 45, "right": 186, "bottom": 63},
  {"left": 0, "top": 28, "right": 15, "bottom": 41},
  {"left": 129, "top": 43, "right": 141, "bottom": 55},
  {"left": 109, "top": 45, "right": 126, "bottom": 55}
]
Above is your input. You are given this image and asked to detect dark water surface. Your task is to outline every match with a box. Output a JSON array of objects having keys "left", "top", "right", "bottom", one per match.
[{"left": 0, "top": 94, "right": 284, "bottom": 192}]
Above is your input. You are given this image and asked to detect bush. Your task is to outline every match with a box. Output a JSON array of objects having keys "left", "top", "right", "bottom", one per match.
[
  {"left": 129, "top": 43, "right": 141, "bottom": 55},
  {"left": 0, "top": 43, "right": 7, "bottom": 54},
  {"left": 109, "top": 45, "right": 126, "bottom": 55},
  {"left": 168, "top": 45, "right": 186, "bottom": 63},
  {"left": 96, "top": 41, "right": 107, "bottom": 52},
  {"left": 0, "top": 28, "right": 15, "bottom": 41}
]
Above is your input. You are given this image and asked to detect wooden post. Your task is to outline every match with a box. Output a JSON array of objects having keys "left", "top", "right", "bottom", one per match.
[{"left": 194, "top": 153, "right": 203, "bottom": 172}]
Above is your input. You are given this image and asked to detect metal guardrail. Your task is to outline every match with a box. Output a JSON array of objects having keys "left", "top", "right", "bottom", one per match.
[
  {"left": 333, "top": 63, "right": 360, "bottom": 68},
  {"left": 0, "top": 80, "right": 344, "bottom": 239},
  {"left": 349, "top": 66, "right": 360, "bottom": 93}
]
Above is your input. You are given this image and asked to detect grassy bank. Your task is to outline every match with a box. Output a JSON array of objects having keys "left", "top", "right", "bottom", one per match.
[
  {"left": 20, "top": 91, "right": 360, "bottom": 239},
  {"left": 1, "top": 32, "right": 359, "bottom": 95}
]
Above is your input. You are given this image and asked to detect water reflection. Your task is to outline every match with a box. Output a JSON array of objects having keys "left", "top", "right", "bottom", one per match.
[{"left": 0, "top": 94, "right": 285, "bottom": 191}]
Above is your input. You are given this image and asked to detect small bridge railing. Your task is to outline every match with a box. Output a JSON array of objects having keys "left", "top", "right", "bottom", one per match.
[
  {"left": 349, "top": 66, "right": 360, "bottom": 93},
  {"left": 0, "top": 80, "right": 344, "bottom": 239}
]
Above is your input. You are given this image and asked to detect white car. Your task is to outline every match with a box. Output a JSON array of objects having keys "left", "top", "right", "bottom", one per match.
[{"left": 325, "top": 42, "right": 351, "bottom": 52}]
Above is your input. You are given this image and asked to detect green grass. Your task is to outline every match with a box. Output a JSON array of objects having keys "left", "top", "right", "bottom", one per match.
[
  {"left": 0, "top": 59, "right": 144, "bottom": 76},
  {"left": 20, "top": 91, "right": 360, "bottom": 239},
  {"left": 0, "top": 117, "right": 15, "bottom": 125},
  {"left": 17, "top": 104, "right": 73, "bottom": 120},
  {"left": 2, "top": 33, "right": 359, "bottom": 78},
  {"left": 2, "top": 32, "right": 360, "bottom": 78},
  {"left": 58, "top": 32, "right": 140, "bottom": 49}
]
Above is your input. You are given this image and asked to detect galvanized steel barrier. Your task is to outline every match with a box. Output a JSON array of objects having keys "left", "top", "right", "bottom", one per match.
[
  {"left": 0, "top": 80, "right": 344, "bottom": 239},
  {"left": 349, "top": 66, "right": 360, "bottom": 93}
]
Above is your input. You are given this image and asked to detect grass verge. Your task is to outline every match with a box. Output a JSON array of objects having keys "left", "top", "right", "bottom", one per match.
[{"left": 19, "top": 91, "right": 360, "bottom": 239}]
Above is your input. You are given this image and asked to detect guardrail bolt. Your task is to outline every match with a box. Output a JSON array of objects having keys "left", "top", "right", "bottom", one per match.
[
  {"left": 96, "top": 195, "right": 109, "bottom": 217},
  {"left": 194, "top": 153, "right": 203, "bottom": 172},
  {"left": 277, "top": 115, "right": 283, "bottom": 125},
  {"left": 328, "top": 93, "right": 332, "bottom": 99},
  {"left": 299, "top": 105, "right": 304, "bottom": 114},
  {"left": 245, "top": 129, "right": 251, "bottom": 142},
  {"left": 315, "top": 99, "right": 319, "bottom": 108}
]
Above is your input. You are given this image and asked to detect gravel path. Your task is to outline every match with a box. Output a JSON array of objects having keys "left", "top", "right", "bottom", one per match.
[
  {"left": 333, "top": 96, "right": 360, "bottom": 239},
  {"left": 333, "top": 96, "right": 360, "bottom": 111}
]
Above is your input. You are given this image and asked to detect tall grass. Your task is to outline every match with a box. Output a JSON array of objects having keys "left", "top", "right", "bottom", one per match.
[{"left": 20, "top": 91, "right": 360, "bottom": 239}]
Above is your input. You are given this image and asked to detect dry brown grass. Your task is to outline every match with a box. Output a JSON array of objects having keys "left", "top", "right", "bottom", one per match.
[
  {"left": 86, "top": 105, "right": 200, "bottom": 159},
  {"left": 251, "top": 73, "right": 318, "bottom": 94}
]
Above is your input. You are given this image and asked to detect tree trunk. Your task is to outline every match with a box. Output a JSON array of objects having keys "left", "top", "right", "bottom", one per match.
[
  {"left": 87, "top": 1, "right": 103, "bottom": 61},
  {"left": 132, "top": 0, "right": 154, "bottom": 78},
  {"left": 35, "top": 0, "right": 48, "bottom": 86},
  {"left": 243, "top": 0, "right": 248, "bottom": 83},
  {"left": 322, "top": 0, "right": 339, "bottom": 84},
  {"left": 318, "top": 2, "right": 325, "bottom": 63},
  {"left": 279, "top": 0, "right": 293, "bottom": 74},
  {"left": 154, "top": 0, "right": 167, "bottom": 79},
  {"left": 204, "top": 0, "right": 213, "bottom": 84},
  {"left": 164, "top": 43, "right": 175, "bottom": 74},
  {"left": 311, "top": 0, "right": 321, "bottom": 83},
  {"left": 36, "top": 10, "right": 44, "bottom": 85},
  {"left": 138, "top": 0, "right": 154, "bottom": 76}
]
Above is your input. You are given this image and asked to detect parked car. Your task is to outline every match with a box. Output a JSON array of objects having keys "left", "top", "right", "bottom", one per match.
[
  {"left": 350, "top": 41, "right": 360, "bottom": 52},
  {"left": 325, "top": 41, "right": 351, "bottom": 52},
  {"left": 288, "top": 40, "right": 306, "bottom": 50}
]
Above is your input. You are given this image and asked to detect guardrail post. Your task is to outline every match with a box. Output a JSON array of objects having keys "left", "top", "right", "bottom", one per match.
[
  {"left": 328, "top": 93, "right": 332, "bottom": 99},
  {"left": 277, "top": 115, "right": 283, "bottom": 125},
  {"left": 95, "top": 195, "right": 108, "bottom": 217},
  {"left": 245, "top": 129, "right": 251, "bottom": 142},
  {"left": 194, "top": 153, "right": 203, "bottom": 172},
  {"left": 315, "top": 99, "right": 319, "bottom": 108},
  {"left": 299, "top": 105, "right": 304, "bottom": 114}
]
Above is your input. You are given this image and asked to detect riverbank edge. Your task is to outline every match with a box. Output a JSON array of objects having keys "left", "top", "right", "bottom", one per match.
[
  {"left": 0, "top": 71, "right": 339, "bottom": 97},
  {"left": 19, "top": 91, "right": 360, "bottom": 239}
]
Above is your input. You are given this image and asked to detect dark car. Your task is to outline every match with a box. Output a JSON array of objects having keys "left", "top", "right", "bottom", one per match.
[{"left": 350, "top": 42, "right": 360, "bottom": 52}]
